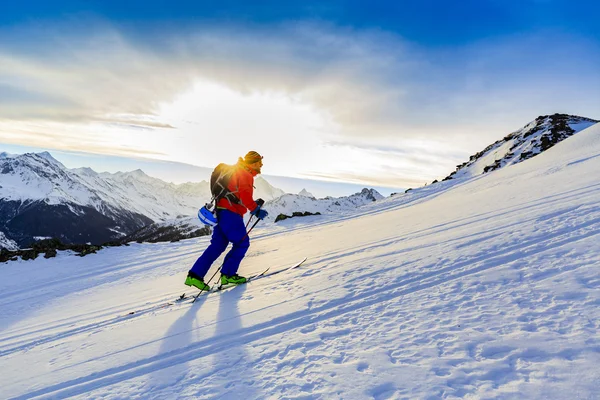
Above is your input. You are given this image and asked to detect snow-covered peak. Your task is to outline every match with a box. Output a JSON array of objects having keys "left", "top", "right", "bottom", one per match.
[
  {"left": 127, "top": 169, "right": 150, "bottom": 178},
  {"left": 349, "top": 188, "right": 384, "bottom": 202},
  {"left": 0, "top": 152, "right": 78, "bottom": 204},
  {"left": 37, "top": 151, "right": 60, "bottom": 163},
  {"left": 70, "top": 167, "right": 98, "bottom": 177},
  {"left": 0, "top": 152, "right": 18, "bottom": 159},
  {"left": 0, "top": 151, "right": 291, "bottom": 224},
  {"left": 445, "top": 113, "right": 598, "bottom": 181},
  {"left": 263, "top": 187, "right": 383, "bottom": 223},
  {"left": 109, "top": 169, "right": 154, "bottom": 182},
  {"left": 298, "top": 188, "right": 315, "bottom": 198},
  {"left": 254, "top": 176, "right": 286, "bottom": 201}
]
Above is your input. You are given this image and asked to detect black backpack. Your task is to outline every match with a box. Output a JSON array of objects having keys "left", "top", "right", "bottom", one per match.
[{"left": 210, "top": 163, "right": 241, "bottom": 205}]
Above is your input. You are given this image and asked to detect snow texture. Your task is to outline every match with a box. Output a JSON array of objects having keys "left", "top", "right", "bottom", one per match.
[
  {"left": 1, "top": 122, "right": 599, "bottom": 399},
  {"left": 0, "top": 231, "right": 18, "bottom": 250}
]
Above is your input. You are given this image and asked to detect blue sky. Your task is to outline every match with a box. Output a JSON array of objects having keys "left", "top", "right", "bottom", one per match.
[
  {"left": 1, "top": 1, "right": 599, "bottom": 196},
  {"left": 3, "top": 1, "right": 599, "bottom": 44}
]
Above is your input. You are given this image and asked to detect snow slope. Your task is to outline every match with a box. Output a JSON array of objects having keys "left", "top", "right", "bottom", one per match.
[
  {"left": 1, "top": 124, "right": 599, "bottom": 399},
  {"left": 445, "top": 114, "right": 597, "bottom": 180}
]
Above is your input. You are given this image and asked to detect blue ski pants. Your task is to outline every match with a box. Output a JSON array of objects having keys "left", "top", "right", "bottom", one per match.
[{"left": 189, "top": 209, "right": 250, "bottom": 277}]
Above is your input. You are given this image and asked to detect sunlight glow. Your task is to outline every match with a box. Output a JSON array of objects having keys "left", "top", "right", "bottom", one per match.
[{"left": 154, "top": 80, "right": 343, "bottom": 177}]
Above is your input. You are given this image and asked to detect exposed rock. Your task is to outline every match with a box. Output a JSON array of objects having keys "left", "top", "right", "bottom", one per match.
[
  {"left": 442, "top": 114, "right": 598, "bottom": 181},
  {"left": 0, "top": 238, "right": 118, "bottom": 263},
  {"left": 275, "top": 211, "right": 322, "bottom": 223}
]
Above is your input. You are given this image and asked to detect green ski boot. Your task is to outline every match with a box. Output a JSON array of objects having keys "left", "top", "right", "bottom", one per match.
[
  {"left": 220, "top": 274, "right": 247, "bottom": 286},
  {"left": 185, "top": 274, "right": 211, "bottom": 291}
]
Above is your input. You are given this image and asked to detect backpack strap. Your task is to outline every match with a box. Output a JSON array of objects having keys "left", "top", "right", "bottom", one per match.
[{"left": 214, "top": 165, "right": 241, "bottom": 206}]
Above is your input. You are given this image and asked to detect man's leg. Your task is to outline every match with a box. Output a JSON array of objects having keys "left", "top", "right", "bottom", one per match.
[
  {"left": 189, "top": 224, "right": 228, "bottom": 278},
  {"left": 218, "top": 210, "right": 250, "bottom": 276}
]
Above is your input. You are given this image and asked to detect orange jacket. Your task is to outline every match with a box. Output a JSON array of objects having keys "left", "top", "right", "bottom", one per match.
[{"left": 216, "top": 161, "right": 259, "bottom": 216}]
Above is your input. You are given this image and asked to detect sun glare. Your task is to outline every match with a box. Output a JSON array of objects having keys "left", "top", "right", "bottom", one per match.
[{"left": 154, "top": 81, "right": 341, "bottom": 176}]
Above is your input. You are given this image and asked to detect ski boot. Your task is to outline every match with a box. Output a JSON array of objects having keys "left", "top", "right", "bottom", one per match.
[
  {"left": 220, "top": 274, "right": 247, "bottom": 286},
  {"left": 185, "top": 273, "right": 211, "bottom": 291}
]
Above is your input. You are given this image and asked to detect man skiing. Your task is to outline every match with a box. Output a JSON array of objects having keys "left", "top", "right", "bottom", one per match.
[{"left": 185, "top": 151, "right": 269, "bottom": 290}]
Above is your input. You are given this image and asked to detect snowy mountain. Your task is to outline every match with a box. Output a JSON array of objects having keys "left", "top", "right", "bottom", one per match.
[
  {"left": 298, "top": 188, "right": 315, "bottom": 198},
  {"left": 444, "top": 113, "right": 598, "bottom": 180},
  {"left": 1, "top": 121, "right": 598, "bottom": 399},
  {"left": 0, "top": 151, "right": 380, "bottom": 248},
  {"left": 130, "top": 188, "right": 384, "bottom": 241},
  {"left": 0, "top": 231, "right": 18, "bottom": 251},
  {"left": 0, "top": 152, "right": 153, "bottom": 247},
  {"left": 0, "top": 152, "right": 286, "bottom": 248},
  {"left": 121, "top": 216, "right": 211, "bottom": 244},
  {"left": 254, "top": 176, "right": 286, "bottom": 200},
  {"left": 263, "top": 188, "right": 383, "bottom": 223}
]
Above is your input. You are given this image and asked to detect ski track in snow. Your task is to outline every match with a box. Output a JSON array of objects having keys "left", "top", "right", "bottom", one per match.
[{"left": 1, "top": 125, "right": 600, "bottom": 399}]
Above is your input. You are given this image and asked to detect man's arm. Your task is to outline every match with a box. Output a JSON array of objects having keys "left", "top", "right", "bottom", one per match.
[{"left": 235, "top": 173, "right": 258, "bottom": 212}]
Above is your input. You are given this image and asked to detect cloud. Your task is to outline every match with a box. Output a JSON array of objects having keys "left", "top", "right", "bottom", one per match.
[
  {"left": 0, "top": 22, "right": 417, "bottom": 130},
  {"left": 1, "top": 19, "right": 599, "bottom": 186},
  {"left": 3, "top": 21, "right": 599, "bottom": 131},
  {"left": 303, "top": 170, "right": 430, "bottom": 189}
]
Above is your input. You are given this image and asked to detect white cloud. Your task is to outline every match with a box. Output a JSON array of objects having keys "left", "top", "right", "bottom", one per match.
[{"left": 0, "top": 21, "right": 598, "bottom": 186}]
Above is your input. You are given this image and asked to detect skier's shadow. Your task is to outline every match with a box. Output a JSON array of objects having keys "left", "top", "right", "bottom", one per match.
[
  {"left": 212, "top": 286, "right": 262, "bottom": 399},
  {"left": 146, "top": 294, "right": 209, "bottom": 394}
]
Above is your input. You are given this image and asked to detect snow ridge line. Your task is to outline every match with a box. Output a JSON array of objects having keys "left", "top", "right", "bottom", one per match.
[{"left": 13, "top": 221, "right": 600, "bottom": 399}]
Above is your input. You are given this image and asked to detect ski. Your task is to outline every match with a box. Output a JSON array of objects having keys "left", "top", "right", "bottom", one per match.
[
  {"left": 187, "top": 267, "right": 270, "bottom": 303},
  {"left": 216, "top": 256, "right": 308, "bottom": 291},
  {"left": 190, "top": 280, "right": 223, "bottom": 303},
  {"left": 193, "top": 257, "right": 307, "bottom": 299},
  {"left": 124, "top": 258, "right": 307, "bottom": 315},
  {"left": 215, "top": 267, "right": 271, "bottom": 292}
]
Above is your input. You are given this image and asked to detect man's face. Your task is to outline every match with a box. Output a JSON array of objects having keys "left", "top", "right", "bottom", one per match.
[{"left": 249, "top": 160, "right": 263, "bottom": 173}]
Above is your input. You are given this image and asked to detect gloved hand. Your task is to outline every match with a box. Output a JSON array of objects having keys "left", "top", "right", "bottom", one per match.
[
  {"left": 255, "top": 198, "right": 265, "bottom": 207},
  {"left": 250, "top": 206, "right": 269, "bottom": 220}
]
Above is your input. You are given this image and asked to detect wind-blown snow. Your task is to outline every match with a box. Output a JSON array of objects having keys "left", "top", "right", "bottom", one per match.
[{"left": 1, "top": 124, "right": 599, "bottom": 398}]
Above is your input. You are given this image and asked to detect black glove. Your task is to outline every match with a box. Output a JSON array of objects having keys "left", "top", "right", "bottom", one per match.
[{"left": 256, "top": 198, "right": 265, "bottom": 207}]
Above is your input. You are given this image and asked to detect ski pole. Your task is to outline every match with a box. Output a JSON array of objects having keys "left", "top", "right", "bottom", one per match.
[
  {"left": 241, "top": 218, "right": 261, "bottom": 242},
  {"left": 192, "top": 265, "right": 220, "bottom": 302},
  {"left": 193, "top": 218, "right": 261, "bottom": 301},
  {"left": 205, "top": 264, "right": 222, "bottom": 286},
  {"left": 204, "top": 218, "right": 259, "bottom": 286},
  {"left": 245, "top": 215, "right": 253, "bottom": 229}
]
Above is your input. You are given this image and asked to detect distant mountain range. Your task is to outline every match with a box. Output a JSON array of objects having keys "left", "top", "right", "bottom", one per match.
[
  {"left": 0, "top": 153, "right": 283, "bottom": 249},
  {"left": 1, "top": 113, "right": 597, "bottom": 251},
  {"left": 111, "top": 189, "right": 384, "bottom": 246},
  {"left": 263, "top": 188, "right": 383, "bottom": 222},
  {"left": 0, "top": 153, "right": 382, "bottom": 250}
]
